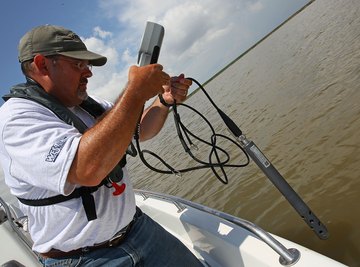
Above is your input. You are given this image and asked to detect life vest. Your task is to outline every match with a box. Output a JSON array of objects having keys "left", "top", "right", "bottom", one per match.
[{"left": 2, "top": 79, "right": 136, "bottom": 221}]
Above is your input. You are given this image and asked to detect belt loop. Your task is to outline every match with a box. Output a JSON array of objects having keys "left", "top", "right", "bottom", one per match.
[{"left": 135, "top": 206, "right": 143, "bottom": 219}]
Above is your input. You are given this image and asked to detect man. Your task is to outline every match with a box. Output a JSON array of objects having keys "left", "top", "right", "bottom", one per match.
[{"left": 0, "top": 25, "right": 203, "bottom": 266}]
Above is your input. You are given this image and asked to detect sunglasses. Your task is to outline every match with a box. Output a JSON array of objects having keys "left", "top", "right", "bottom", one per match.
[{"left": 50, "top": 56, "right": 92, "bottom": 71}]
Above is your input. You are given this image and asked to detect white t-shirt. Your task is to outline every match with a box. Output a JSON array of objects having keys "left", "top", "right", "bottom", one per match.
[{"left": 0, "top": 96, "right": 136, "bottom": 253}]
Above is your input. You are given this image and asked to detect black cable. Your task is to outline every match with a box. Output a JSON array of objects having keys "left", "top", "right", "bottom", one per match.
[{"left": 134, "top": 77, "right": 249, "bottom": 184}]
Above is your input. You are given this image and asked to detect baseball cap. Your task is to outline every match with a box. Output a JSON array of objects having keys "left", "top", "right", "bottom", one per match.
[{"left": 18, "top": 25, "right": 107, "bottom": 66}]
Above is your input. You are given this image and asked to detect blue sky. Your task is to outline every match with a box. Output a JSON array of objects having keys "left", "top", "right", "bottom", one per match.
[{"left": 0, "top": 0, "right": 309, "bottom": 104}]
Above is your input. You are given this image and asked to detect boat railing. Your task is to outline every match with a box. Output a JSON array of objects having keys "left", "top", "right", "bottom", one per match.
[{"left": 135, "top": 189, "right": 301, "bottom": 266}]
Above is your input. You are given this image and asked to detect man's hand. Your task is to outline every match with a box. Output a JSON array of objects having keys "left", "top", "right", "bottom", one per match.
[
  {"left": 127, "top": 64, "right": 171, "bottom": 102},
  {"left": 161, "top": 74, "right": 192, "bottom": 105}
]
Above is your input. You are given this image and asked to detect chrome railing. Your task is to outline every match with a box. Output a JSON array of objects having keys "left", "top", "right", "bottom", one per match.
[{"left": 135, "top": 189, "right": 301, "bottom": 266}]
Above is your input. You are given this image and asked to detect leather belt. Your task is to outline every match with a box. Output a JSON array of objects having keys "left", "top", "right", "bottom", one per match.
[{"left": 40, "top": 207, "right": 142, "bottom": 259}]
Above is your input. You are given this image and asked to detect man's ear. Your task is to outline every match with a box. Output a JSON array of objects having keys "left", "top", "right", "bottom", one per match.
[{"left": 33, "top": 54, "right": 49, "bottom": 74}]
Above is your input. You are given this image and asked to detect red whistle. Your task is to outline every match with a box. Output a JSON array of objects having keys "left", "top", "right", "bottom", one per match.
[{"left": 111, "top": 182, "right": 126, "bottom": 196}]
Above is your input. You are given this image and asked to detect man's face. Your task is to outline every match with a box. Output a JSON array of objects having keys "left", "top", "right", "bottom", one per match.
[{"left": 46, "top": 55, "right": 93, "bottom": 107}]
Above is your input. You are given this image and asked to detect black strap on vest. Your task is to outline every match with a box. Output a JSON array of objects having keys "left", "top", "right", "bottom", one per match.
[
  {"left": 3, "top": 80, "right": 135, "bottom": 221},
  {"left": 16, "top": 186, "right": 103, "bottom": 221}
]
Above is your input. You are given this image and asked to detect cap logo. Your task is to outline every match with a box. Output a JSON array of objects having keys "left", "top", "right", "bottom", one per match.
[{"left": 67, "top": 32, "right": 80, "bottom": 41}]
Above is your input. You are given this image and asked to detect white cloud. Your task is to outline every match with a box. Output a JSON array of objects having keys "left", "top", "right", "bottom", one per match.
[
  {"left": 93, "top": 26, "right": 113, "bottom": 39},
  {"left": 247, "top": 1, "right": 265, "bottom": 13},
  {"left": 82, "top": 29, "right": 126, "bottom": 102},
  {"left": 81, "top": 0, "right": 309, "bottom": 102}
]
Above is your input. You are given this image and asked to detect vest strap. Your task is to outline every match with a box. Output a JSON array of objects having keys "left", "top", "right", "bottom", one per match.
[{"left": 17, "top": 186, "right": 101, "bottom": 221}]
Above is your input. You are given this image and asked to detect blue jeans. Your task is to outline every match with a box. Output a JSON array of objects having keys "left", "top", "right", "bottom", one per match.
[{"left": 39, "top": 212, "right": 204, "bottom": 267}]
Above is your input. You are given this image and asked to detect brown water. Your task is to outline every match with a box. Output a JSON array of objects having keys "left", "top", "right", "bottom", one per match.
[
  {"left": 1, "top": 0, "right": 359, "bottom": 266},
  {"left": 127, "top": 0, "right": 360, "bottom": 266}
]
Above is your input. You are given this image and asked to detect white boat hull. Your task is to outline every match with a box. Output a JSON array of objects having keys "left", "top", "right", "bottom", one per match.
[{"left": 134, "top": 190, "right": 346, "bottom": 267}]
